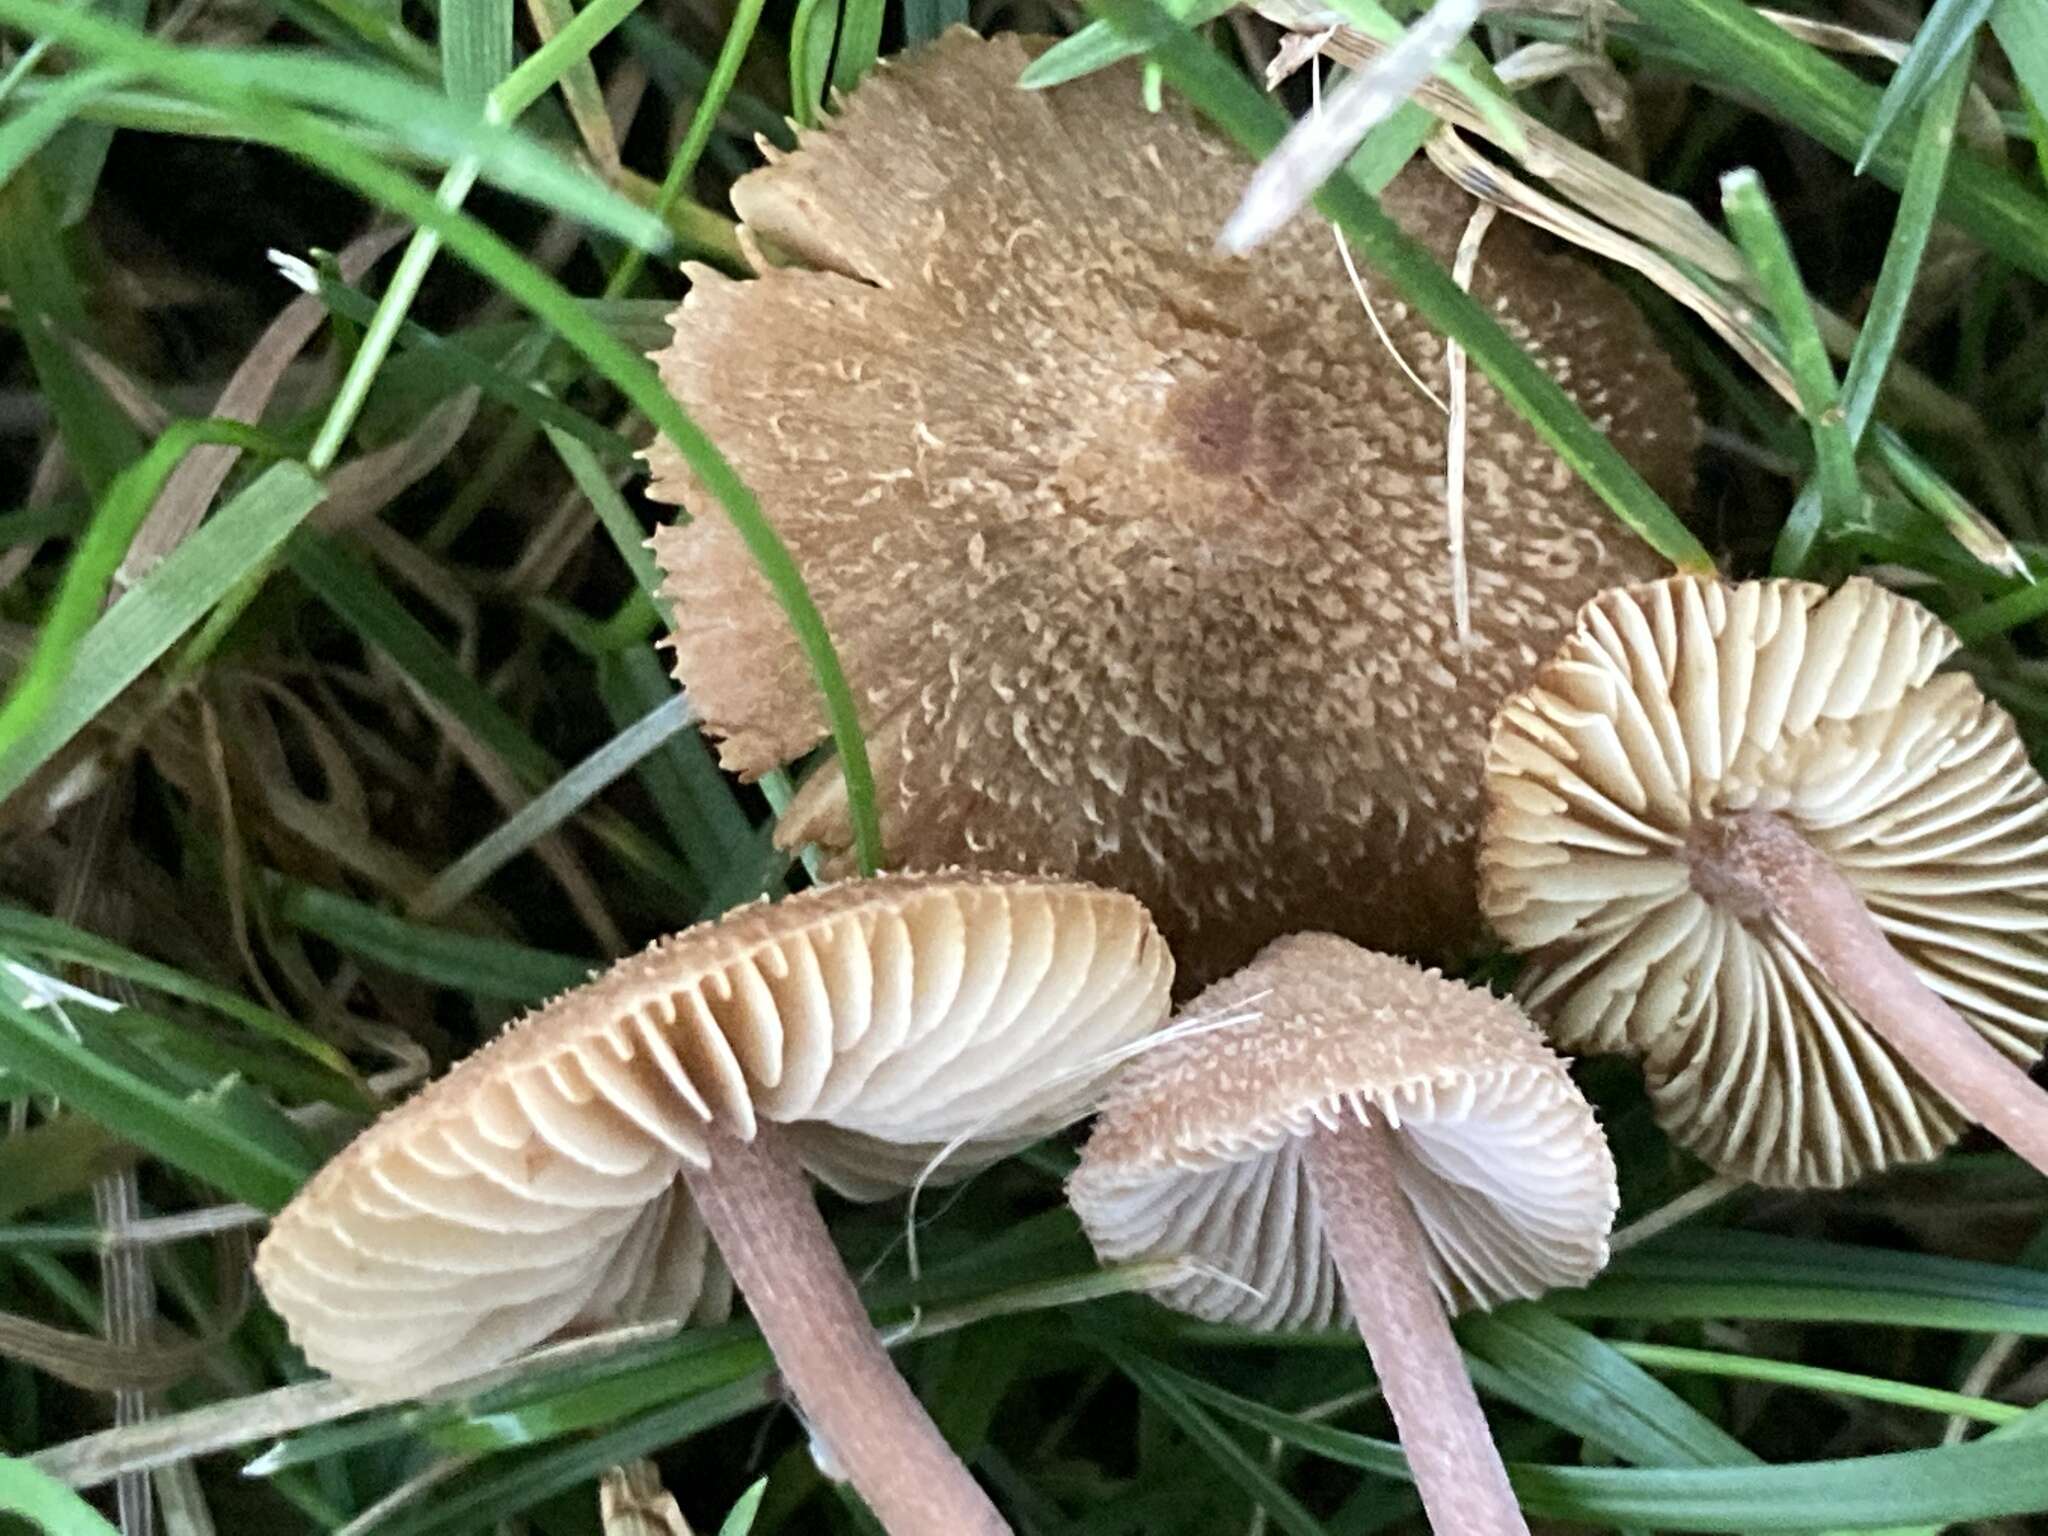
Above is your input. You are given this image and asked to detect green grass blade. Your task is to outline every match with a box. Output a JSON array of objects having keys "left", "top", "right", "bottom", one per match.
[
  {"left": 0, "top": 1454, "right": 122, "bottom": 1536},
  {"left": 903, "top": 0, "right": 966, "bottom": 46},
  {"left": 1019, "top": 0, "right": 1229, "bottom": 88},
  {"left": 284, "top": 529, "right": 554, "bottom": 781},
  {"left": 1613, "top": 1341, "right": 2025, "bottom": 1426},
  {"left": 1460, "top": 1305, "right": 1754, "bottom": 1469},
  {"left": 831, "top": 0, "right": 884, "bottom": 93},
  {"left": 5, "top": 11, "right": 664, "bottom": 249},
  {"left": 0, "top": 961, "right": 310, "bottom": 1211},
  {"left": 0, "top": 1115, "right": 132, "bottom": 1222},
  {"left": 548, "top": 426, "right": 663, "bottom": 603},
  {"left": 1099, "top": 1341, "right": 1332, "bottom": 1536},
  {"left": 1172, "top": 1363, "right": 2048, "bottom": 1531},
  {"left": 618, "top": 15, "right": 787, "bottom": 147},
  {"left": 1947, "top": 579, "right": 2048, "bottom": 643},
  {"left": 371, "top": 1377, "right": 776, "bottom": 1536},
  {"left": 606, "top": 0, "right": 763, "bottom": 298},
  {"left": 1557, "top": 1231, "right": 2048, "bottom": 1334},
  {"left": 1720, "top": 169, "right": 1862, "bottom": 535},
  {"left": 192, "top": 53, "right": 662, "bottom": 249},
  {"left": 416, "top": 694, "right": 696, "bottom": 915},
  {"left": 428, "top": 1334, "right": 770, "bottom": 1452},
  {"left": 267, "top": 879, "right": 592, "bottom": 999},
  {"left": 441, "top": 0, "right": 511, "bottom": 108},
  {"left": 0, "top": 419, "right": 292, "bottom": 758},
  {"left": 0, "top": 460, "right": 326, "bottom": 808},
  {"left": 0, "top": 901, "right": 357, "bottom": 1084},
  {"left": 287, "top": 534, "right": 702, "bottom": 907},
  {"left": 1771, "top": 481, "right": 1826, "bottom": 577},
  {"left": 0, "top": 63, "right": 133, "bottom": 185},
  {"left": 1309, "top": 0, "right": 1525, "bottom": 157},
  {"left": 1870, "top": 423, "right": 2023, "bottom": 577},
  {"left": 510, "top": 0, "right": 613, "bottom": 166},
  {"left": 597, "top": 648, "right": 757, "bottom": 876},
  {"left": 717, "top": 1479, "right": 767, "bottom": 1536},
  {"left": 1857, "top": 0, "right": 1996, "bottom": 171},
  {"left": 0, "top": 173, "right": 146, "bottom": 499},
  {"left": 1841, "top": 41, "right": 1976, "bottom": 445},
  {"left": 35, "top": 0, "right": 145, "bottom": 223},
  {"left": 1082, "top": 0, "right": 1713, "bottom": 573},
  {"left": 1622, "top": 0, "right": 2048, "bottom": 286},
  {"left": 308, "top": 270, "right": 637, "bottom": 466},
  {"left": 1995, "top": 0, "right": 2048, "bottom": 129},
  {"left": 789, "top": 0, "right": 839, "bottom": 126},
  {"left": 492, "top": 0, "right": 643, "bottom": 124}
]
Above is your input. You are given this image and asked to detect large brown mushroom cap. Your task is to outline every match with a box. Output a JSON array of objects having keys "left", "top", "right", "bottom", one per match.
[
  {"left": 255, "top": 872, "right": 1172, "bottom": 1390},
  {"left": 1067, "top": 934, "right": 1615, "bottom": 1329},
  {"left": 646, "top": 29, "right": 1692, "bottom": 986},
  {"left": 1481, "top": 575, "right": 2048, "bottom": 1187}
]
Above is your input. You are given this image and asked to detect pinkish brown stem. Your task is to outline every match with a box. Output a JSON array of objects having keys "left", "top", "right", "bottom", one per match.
[
  {"left": 1304, "top": 1115, "right": 1530, "bottom": 1536},
  {"left": 1693, "top": 810, "right": 2048, "bottom": 1179},
  {"left": 683, "top": 1122, "right": 1010, "bottom": 1536}
]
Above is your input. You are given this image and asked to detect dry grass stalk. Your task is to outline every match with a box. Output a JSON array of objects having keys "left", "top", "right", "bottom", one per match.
[{"left": 600, "top": 1461, "right": 694, "bottom": 1536}]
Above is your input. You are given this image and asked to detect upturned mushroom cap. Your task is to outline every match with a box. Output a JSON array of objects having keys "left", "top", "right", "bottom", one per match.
[
  {"left": 255, "top": 872, "right": 1172, "bottom": 1389},
  {"left": 1480, "top": 575, "right": 2048, "bottom": 1188},
  {"left": 1066, "top": 934, "right": 1615, "bottom": 1329},
  {"left": 645, "top": 29, "right": 1692, "bottom": 987}
]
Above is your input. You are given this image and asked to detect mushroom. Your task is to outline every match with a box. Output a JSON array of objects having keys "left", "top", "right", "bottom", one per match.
[
  {"left": 1481, "top": 574, "right": 2048, "bottom": 1187},
  {"left": 1068, "top": 933, "right": 1616, "bottom": 1536},
  {"left": 255, "top": 872, "right": 1173, "bottom": 1536},
  {"left": 644, "top": 28, "right": 1694, "bottom": 989}
]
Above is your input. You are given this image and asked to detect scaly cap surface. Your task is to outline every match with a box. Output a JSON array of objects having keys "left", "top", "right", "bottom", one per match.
[{"left": 646, "top": 29, "right": 1693, "bottom": 985}]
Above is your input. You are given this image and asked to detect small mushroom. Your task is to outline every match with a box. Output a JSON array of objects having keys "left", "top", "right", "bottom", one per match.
[
  {"left": 645, "top": 29, "right": 1693, "bottom": 988},
  {"left": 256, "top": 872, "right": 1173, "bottom": 1536},
  {"left": 1068, "top": 933, "right": 1615, "bottom": 1536},
  {"left": 1481, "top": 574, "right": 2048, "bottom": 1186}
]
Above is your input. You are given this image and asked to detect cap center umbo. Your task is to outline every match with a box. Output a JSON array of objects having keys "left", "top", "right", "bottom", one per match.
[
  {"left": 1167, "top": 370, "right": 1259, "bottom": 476},
  {"left": 1161, "top": 362, "right": 1305, "bottom": 501},
  {"left": 1046, "top": 356, "right": 1303, "bottom": 549}
]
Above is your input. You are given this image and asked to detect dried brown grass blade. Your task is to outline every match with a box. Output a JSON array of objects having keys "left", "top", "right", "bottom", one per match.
[
  {"left": 524, "top": 0, "right": 623, "bottom": 175},
  {"left": 115, "top": 224, "right": 407, "bottom": 595},
  {"left": 405, "top": 694, "right": 626, "bottom": 954},
  {"left": 1419, "top": 129, "right": 1798, "bottom": 400},
  {"left": 1253, "top": 0, "right": 1742, "bottom": 281},
  {"left": 332, "top": 1456, "right": 481, "bottom": 1536},
  {"left": 1754, "top": 8, "right": 2003, "bottom": 153},
  {"left": 601, "top": 1461, "right": 694, "bottom": 1536},
  {"left": 0, "top": 1310, "right": 211, "bottom": 1395},
  {"left": 34, "top": 1320, "right": 684, "bottom": 1488},
  {"left": 309, "top": 390, "right": 482, "bottom": 533},
  {"left": 1259, "top": 6, "right": 1982, "bottom": 448}
]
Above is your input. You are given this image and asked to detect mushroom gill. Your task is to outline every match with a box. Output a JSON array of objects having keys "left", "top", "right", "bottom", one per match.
[
  {"left": 1482, "top": 575, "right": 2048, "bottom": 1187},
  {"left": 646, "top": 29, "right": 1695, "bottom": 986}
]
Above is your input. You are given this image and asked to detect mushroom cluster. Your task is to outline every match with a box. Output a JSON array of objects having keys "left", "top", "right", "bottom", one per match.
[
  {"left": 1071, "top": 934, "right": 1616, "bottom": 1536},
  {"left": 646, "top": 27, "right": 1694, "bottom": 987},
  {"left": 1482, "top": 575, "right": 2048, "bottom": 1186},
  {"left": 256, "top": 872, "right": 1172, "bottom": 1536}
]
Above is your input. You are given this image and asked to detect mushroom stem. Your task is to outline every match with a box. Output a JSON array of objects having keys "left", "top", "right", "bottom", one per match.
[
  {"left": 1693, "top": 810, "right": 2048, "bottom": 1179},
  {"left": 1304, "top": 1114, "right": 1530, "bottom": 1536},
  {"left": 683, "top": 1122, "right": 1010, "bottom": 1536}
]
